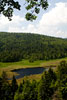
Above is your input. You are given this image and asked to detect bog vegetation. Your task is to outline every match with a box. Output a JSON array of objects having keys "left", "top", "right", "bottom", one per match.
[
  {"left": 0, "top": 32, "right": 67, "bottom": 100},
  {"left": 0, "top": 61, "right": 67, "bottom": 100},
  {"left": 0, "top": 32, "right": 67, "bottom": 62}
]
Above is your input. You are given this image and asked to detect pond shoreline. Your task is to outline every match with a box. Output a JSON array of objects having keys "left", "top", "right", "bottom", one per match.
[
  {"left": 9, "top": 66, "right": 56, "bottom": 80},
  {"left": 11, "top": 67, "right": 45, "bottom": 79}
]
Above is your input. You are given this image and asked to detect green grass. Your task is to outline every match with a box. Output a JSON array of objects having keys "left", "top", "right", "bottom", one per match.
[
  {"left": 0, "top": 60, "right": 43, "bottom": 68},
  {"left": 0, "top": 57, "right": 67, "bottom": 68},
  {"left": 0, "top": 57, "right": 67, "bottom": 83}
]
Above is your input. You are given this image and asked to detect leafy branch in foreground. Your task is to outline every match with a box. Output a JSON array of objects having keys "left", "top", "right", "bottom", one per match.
[{"left": 0, "top": 0, "right": 49, "bottom": 21}]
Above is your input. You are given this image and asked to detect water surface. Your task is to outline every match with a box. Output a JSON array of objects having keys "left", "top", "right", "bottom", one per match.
[{"left": 12, "top": 67, "right": 45, "bottom": 79}]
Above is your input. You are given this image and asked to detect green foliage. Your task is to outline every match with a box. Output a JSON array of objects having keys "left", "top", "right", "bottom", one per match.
[
  {"left": 1, "top": 71, "right": 8, "bottom": 83},
  {"left": 48, "top": 68, "right": 57, "bottom": 83},
  {"left": 0, "top": 72, "right": 12, "bottom": 100},
  {"left": 0, "top": 0, "right": 48, "bottom": 21},
  {"left": 0, "top": 0, "right": 20, "bottom": 20},
  {"left": 25, "top": 13, "right": 37, "bottom": 21},
  {"left": 14, "top": 79, "right": 38, "bottom": 100},
  {"left": 11, "top": 75, "right": 18, "bottom": 98},
  {"left": 1, "top": 83, "right": 12, "bottom": 100},
  {"left": 14, "top": 93, "right": 23, "bottom": 100},
  {"left": 56, "top": 61, "right": 67, "bottom": 100},
  {"left": 0, "top": 32, "right": 67, "bottom": 62},
  {"left": 58, "top": 77, "right": 67, "bottom": 100},
  {"left": 38, "top": 69, "right": 56, "bottom": 100},
  {"left": 18, "top": 82, "right": 24, "bottom": 93},
  {"left": 0, "top": 61, "right": 67, "bottom": 100},
  {"left": 57, "top": 61, "right": 67, "bottom": 80}
]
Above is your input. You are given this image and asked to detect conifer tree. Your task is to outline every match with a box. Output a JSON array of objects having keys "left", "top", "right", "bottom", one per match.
[{"left": 11, "top": 75, "right": 18, "bottom": 99}]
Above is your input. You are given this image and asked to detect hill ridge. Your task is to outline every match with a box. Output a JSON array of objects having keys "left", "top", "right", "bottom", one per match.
[{"left": 0, "top": 32, "right": 67, "bottom": 62}]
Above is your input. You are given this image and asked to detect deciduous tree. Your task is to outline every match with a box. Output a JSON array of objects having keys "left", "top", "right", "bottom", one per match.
[{"left": 0, "top": 0, "right": 48, "bottom": 21}]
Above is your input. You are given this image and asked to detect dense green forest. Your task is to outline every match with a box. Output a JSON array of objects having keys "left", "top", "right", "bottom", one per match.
[
  {"left": 0, "top": 32, "right": 67, "bottom": 62},
  {"left": 0, "top": 61, "right": 67, "bottom": 100}
]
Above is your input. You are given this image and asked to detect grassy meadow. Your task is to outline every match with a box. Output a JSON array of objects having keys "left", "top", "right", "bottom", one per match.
[{"left": 0, "top": 57, "right": 67, "bottom": 83}]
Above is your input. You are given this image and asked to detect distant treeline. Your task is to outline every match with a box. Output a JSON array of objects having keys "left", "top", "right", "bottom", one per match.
[{"left": 0, "top": 32, "right": 67, "bottom": 62}]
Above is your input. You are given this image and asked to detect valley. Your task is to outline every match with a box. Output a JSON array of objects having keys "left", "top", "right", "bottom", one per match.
[
  {"left": 0, "top": 57, "right": 67, "bottom": 83},
  {"left": 0, "top": 32, "right": 67, "bottom": 82}
]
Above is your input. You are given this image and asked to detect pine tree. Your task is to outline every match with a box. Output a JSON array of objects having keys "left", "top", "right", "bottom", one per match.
[{"left": 11, "top": 75, "right": 18, "bottom": 99}]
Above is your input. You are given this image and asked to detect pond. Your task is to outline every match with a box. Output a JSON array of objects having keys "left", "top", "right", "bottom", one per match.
[{"left": 11, "top": 67, "right": 45, "bottom": 79}]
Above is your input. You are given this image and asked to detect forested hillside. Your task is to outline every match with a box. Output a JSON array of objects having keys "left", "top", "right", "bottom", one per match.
[{"left": 0, "top": 32, "right": 67, "bottom": 62}]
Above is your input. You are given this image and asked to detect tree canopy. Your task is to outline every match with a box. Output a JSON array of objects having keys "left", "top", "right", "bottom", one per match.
[
  {"left": 0, "top": 61, "right": 67, "bottom": 100},
  {"left": 0, "top": 0, "right": 48, "bottom": 21},
  {"left": 0, "top": 32, "right": 67, "bottom": 62}
]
